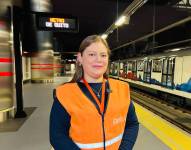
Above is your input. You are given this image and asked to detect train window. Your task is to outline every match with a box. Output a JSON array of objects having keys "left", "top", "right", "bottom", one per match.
[
  {"left": 161, "top": 57, "right": 175, "bottom": 88},
  {"left": 119, "top": 62, "right": 123, "bottom": 70},
  {"left": 132, "top": 61, "right": 137, "bottom": 77},
  {"left": 152, "top": 59, "right": 162, "bottom": 72},
  {"left": 168, "top": 58, "right": 175, "bottom": 75},
  {"left": 132, "top": 61, "right": 137, "bottom": 72},
  {"left": 144, "top": 62, "right": 147, "bottom": 72},
  {"left": 124, "top": 62, "right": 128, "bottom": 73},
  {"left": 127, "top": 62, "right": 133, "bottom": 71},
  {"left": 137, "top": 60, "right": 144, "bottom": 71},
  {"left": 143, "top": 59, "right": 152, "bottom": 83},
  {"left": 127, "top": 61, "right": 137, "bottom": 74},
  {"left": 114, "top": 62, "right": 119, "bottom": 76},
  {"left": 144, "top": 60, "right": 152, "bottom": 73},
  {"left": 109, "top": 63, "right": 114, "bottom": 75},
  {"left": 162, "top": 59, "right": 168, "bottom": 74},
  {"left": 148, "top": 60, "right": 152, "bottom": 72}
]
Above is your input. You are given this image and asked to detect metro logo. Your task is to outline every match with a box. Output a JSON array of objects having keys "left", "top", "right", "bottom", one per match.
[{"left": 113, "top": 116, "right": 125, "bottom": 125}]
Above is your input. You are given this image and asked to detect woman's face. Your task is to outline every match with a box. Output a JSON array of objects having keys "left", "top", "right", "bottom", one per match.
[{"left": 78, "top": 41, "right": 109, "bottom": 82}]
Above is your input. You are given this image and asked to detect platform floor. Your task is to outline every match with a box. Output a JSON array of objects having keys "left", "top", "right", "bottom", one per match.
[{"left": 0, "top": 77, "right": 188, "bottom": 150}]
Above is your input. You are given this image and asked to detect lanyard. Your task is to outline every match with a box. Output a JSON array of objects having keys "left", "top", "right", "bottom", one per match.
[{"left": 82, "top": 78, "right": 106, "bottom": 114}]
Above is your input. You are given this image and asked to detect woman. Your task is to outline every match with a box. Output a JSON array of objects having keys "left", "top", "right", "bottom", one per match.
[{"left": 50, "top": 35, "right": 139, "bottom": 150}]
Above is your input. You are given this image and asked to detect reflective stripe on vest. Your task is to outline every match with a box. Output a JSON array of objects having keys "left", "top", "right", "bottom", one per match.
[{"left": 75, "top": 133, "right": 123, "bottom": 149}]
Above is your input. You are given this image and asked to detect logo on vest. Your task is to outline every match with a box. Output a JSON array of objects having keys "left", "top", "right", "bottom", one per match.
[{"left": 113, "top": 116, "right": 125, "bottom": 125}]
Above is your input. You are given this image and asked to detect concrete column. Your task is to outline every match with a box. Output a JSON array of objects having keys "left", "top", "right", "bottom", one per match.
[{"left": 0, "top": 0, "right": 14, "bottom": 121}]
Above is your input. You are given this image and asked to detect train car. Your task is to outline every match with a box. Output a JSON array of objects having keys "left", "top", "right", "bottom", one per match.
[
  {"left": 109, "top": 48, "right": 191, "bottom": 106},
  {"left": 109, "top": 60, "right": 119, "bottom": 78}
]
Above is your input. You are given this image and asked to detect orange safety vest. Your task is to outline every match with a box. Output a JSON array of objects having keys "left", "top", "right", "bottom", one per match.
[{"left": 56, "top": 78, "right": 130, "bottom": 150}]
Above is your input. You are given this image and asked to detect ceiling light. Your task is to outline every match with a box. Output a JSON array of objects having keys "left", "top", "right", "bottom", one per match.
[
  {"left": 101, "top": 34, "right": 108, "bottom": 39},
  {"left": 115, "top": 16, "right": 128, "bottom": 27},
  {"left": 169, "top": 55, "right": 177, "bottom": 57},
  {"left": 170, "top": 48, "right": 181, "bottom": 52}
]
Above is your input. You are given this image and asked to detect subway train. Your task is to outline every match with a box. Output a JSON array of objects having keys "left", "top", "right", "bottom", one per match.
[{"left": 109, "top": 48, "right": 191, "bottom": 107}]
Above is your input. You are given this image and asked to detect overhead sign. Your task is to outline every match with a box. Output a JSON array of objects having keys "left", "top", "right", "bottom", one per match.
[{"left": 36, "top": 12, "right": 78, "bottom": 32}]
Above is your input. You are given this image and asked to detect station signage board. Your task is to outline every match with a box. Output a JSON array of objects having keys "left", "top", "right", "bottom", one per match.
[{"left": 36, "top": 12, "right": 78, "bottom": 32}]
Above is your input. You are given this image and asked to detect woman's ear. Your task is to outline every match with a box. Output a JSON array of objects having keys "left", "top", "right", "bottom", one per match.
[{"left": 77, "top": 52, "right": 82, "bottom": 65}]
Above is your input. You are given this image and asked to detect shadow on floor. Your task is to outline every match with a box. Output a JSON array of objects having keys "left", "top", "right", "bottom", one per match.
[{"left": 0, "top": 107, "right": 36, "bottom": 132}]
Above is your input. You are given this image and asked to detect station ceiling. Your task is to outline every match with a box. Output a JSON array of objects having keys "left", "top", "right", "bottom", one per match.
[{"left": 52, "top": 0, "right": 191, "bottom": 60}]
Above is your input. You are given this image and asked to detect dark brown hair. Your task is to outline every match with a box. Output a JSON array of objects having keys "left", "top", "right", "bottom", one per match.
[{"left": 70, "top": 35, "right": 111, "bottom": 82}]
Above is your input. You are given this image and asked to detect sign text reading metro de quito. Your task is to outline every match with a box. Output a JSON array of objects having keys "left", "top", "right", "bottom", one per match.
[
  {"left": 45, "top": 17, "right": 69, "bottom": 28},
  {"left": 36, "top": 12, "right": 78, "bottom": 32}
]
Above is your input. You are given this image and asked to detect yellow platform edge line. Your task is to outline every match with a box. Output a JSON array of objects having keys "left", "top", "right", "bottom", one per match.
[{"left": 134, "top": 102, "right": 191, "bottom": 150}]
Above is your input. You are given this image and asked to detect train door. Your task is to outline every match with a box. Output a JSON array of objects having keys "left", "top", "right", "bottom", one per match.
[
  {"left": 119, "top": 61, "right": 124, "bottom": 77},
  {"left": 151, "top": 59, "right": 162, "bottom": 84},
  {"left": 143, "top": 59, "right": 152, "bottom": 83},
  {"left": 124, "top": 61, "right": 128, "bottom": 78},
  {"left": 114, "top": 61, "right": 119, "bottom": 76},
  {"left": 127, "top": 60, "right": 137, "bottom": 80},
  {"left": 127, "top": 61, "right": 132, "bottom": 79},
  {"left": 132, "top": 60, "right": 137, "bottom": 79},
  {"left": 109, "top": 62, "right": 114, "bottom": 75},
  {"left": 161, "top": 57, "right": 175, "bottom": 88},
  {"left": 137, "top": 60, "right": 144, "bottom": 80}
]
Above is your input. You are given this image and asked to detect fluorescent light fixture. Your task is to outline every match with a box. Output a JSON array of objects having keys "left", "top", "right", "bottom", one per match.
[
  {"left": 115, "top": 16, "right": 127, "bottom": 26},
  {"left": 144, "top": 0, "right": 148, "bottom": 4},
  {"left": 54, "top": 52, "right": 60, "bottom": 54},
  {"left": 101, "top": 34, "right": 108, "bottom": 39},
  {"left": 169, "top": 55, "right": 177, "bottom": 57},
  {"left": 143, "top": 57, "right": 148, "bottom": 60},
  {"left": 170, "top": 48, "right": 181, "bottom": 52}
]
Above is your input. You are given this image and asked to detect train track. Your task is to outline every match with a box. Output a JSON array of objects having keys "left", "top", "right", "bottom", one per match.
[{"left": 131, "top": 89, "right": 191, "bottom": 134}]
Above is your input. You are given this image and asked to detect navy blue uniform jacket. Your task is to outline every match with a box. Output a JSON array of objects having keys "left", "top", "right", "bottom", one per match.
[{"left": 50, "top": 81, "right": 139, "bottom": 150}]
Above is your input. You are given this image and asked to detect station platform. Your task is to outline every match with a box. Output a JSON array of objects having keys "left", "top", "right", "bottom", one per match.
[{"left": 0, "top": 77, "right": 190, "bottom": 150}]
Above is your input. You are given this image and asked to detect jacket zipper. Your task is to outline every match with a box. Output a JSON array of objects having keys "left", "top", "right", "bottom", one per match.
[
  {"left": 101, "top": 81, "right": 111, "bottom": 150},
  {"left": 78, "top": 81, "right": 111, "bottom": 149},
  {"left": 102, "top": 113, "right": 106, "bottom": 150}
]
